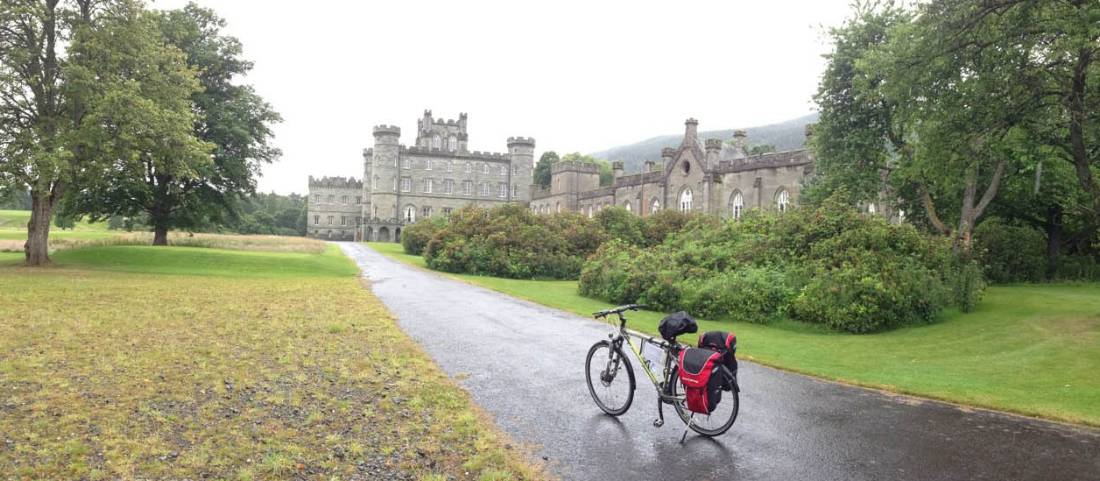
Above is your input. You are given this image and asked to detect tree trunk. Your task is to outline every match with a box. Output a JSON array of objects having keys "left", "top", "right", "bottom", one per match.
[
  {"left": 25, "top": 192, "right": 55, "bottom": 266},
  {"left": 1045, "top": 204, "right": 1063, "bottom": 280},
  {"left": 153, "top": 226, "right": 169, "bottom": 246}
]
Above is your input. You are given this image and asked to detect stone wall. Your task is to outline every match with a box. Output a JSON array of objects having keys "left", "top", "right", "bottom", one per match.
[{"left": 307, "top": 176, "right": 364, "bottom": 240}]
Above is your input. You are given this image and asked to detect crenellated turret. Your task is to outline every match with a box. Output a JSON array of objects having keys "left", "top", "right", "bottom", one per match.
[{"left": 507, "top": 136, "right": 536, "bottom": 201}]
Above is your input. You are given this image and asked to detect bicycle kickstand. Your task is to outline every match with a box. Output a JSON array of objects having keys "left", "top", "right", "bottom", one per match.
[
  {"left": 679, "top": 414, "right": 694, "bottom": 443},
  {"left": 653, "top": 397, "right": 665, "bottom": 428}
]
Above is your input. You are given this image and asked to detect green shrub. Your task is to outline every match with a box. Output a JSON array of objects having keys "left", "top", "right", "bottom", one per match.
[
  {"left": 423, "top": 204, "right": 596, "bottom": 279},
  {"left": 680, "top": 267, "right": 792, "bottom": 324},
  {"left": 401, "top": 216, "right": 447, "bottom": 255},
  {"left": 594, "top": 206, "right": 645, "bottom": 246},
  {"left": 790, "top": 255, "right": 948, "bottom": 333},
  {"left": 642, "top": 209, "right": 694, "bottom": 246},
  {"left": 974, "top": 218, "right": 1046, "bottom": 283},
  {"left": 580, "top": 192, "right": 971, "bottom": 333}
]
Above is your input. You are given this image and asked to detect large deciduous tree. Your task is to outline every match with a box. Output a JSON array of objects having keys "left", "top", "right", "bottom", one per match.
[
  {"left": 63, "top": 2, "right": 281, "bottom": 245},
  {"left": 63, "top": 0, "right": 212, "bottom": 245},
  {"left": 533, "top": 150, "right": 559, "bottom": 188},
  {"left": 0, "top": 0, "right": 100, "bottom": 265}
]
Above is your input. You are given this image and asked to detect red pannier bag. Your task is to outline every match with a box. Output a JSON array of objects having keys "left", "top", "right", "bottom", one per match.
[
  {"left": 698, "top": 331, "right": 737, "bottom": 391},
  {"left": 677, "top": 348, "right": 723, "bottom": 414}
]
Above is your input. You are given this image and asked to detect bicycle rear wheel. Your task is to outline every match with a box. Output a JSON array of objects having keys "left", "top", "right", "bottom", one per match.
[
  {"left": 585, "top": 341, "right": 635, "bottom": 416},
  {"left": 669, "top": 368, "right": 739, "bottom": 436}
]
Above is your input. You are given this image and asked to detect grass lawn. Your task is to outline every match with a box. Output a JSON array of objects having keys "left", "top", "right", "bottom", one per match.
[
  {"left": 0, "top": 240, "right": 547, "bottom": 480},
  {"left": 368, "top": 242, "right": 1100, "bottom": 427}
]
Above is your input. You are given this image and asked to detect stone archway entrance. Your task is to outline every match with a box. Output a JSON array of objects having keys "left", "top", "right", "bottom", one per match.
[
  {"left": 394, "top": 227, "right": 402, "bottom": 243},
  {"left": 377, "top": 226, "right": 390, "bottom": 242}
]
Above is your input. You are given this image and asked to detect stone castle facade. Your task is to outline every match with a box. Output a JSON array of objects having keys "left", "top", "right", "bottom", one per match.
[
  {"left": 529, "top": 118, "right": 814, "bottom": 219},
  {"left": 307, "top": 110, "right": 534, "bottom": 241},
  {"left": 308, "top": 114, "right": 823, "bottom": 242}
]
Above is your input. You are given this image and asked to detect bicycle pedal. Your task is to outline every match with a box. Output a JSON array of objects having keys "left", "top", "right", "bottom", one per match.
[{"left": 653, "top": 419, "right": 664, "bottom": 428}]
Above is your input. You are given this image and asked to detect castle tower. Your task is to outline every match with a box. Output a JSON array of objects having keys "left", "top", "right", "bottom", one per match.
[
  {"left": 371, "top": 125, "right": 401, "bottom": 223},
  {"left": 507, "top": 136, "right": 536, "bottom": 201}
]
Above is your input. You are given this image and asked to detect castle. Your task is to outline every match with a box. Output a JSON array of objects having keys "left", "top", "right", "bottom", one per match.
[
  {"left": 529, "top": 118, "right": 814, "bottom": 219},
  {"left": 308, "top": 113, "right": 820, "bottom": 242},
  {"left": 307, "top": 110, "right": 534, "bottom": 241}
]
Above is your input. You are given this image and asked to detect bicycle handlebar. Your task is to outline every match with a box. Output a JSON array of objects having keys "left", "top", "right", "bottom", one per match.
[{"left": 593, "top": 304, "right": 648, "bottom": 318}]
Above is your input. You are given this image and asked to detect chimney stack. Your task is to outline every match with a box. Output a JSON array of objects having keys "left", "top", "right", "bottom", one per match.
[{"left": 612, "top": 161, "right": 624, "bottom": 181}]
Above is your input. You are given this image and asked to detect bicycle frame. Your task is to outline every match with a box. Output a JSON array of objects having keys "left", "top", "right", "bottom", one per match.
[{"left": 602, "top": 312, "right": 683, "bottom": 403}]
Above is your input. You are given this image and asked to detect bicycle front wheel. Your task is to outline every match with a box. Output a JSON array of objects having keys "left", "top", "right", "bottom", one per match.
[
  {"left": 669, "top": 368, "right": 739, "bottom": 437},
  {"left": 585, "top": 341, "right": 635, "bottom": 416}
]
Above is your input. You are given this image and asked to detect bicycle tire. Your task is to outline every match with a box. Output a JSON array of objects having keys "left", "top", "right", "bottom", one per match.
[
  {"left": 585, "top": 340, "right": 636, "bottom": 416},
  {"left": 669, "top": 368, "right": 739, "bottom": 436}
]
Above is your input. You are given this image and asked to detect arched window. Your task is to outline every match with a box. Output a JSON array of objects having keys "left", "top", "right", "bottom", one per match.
[
  {"left": 404, "top": 205, "right": 416, "bottom": 223},
  {"left": 431, "top": 135, "right": 441, "bottom": 150},
  {"left": 623, "top": 200, "right": 632, "bottom": 213},
  {"left": 867, "top": 203, "right": 876, "bottom": 214},
  {"left": 730, "top": 191, "right": 744, "bottom": 220},
  {"left": 776, "top": 189, "right": 790, "bottom": 213},
  {"left": 679, "top": 188, "right": 693, "bottom": 212},
  {"left": 651, "top": 198, "right": 661, "bottom": 213},
  {"left": 449, "top": 135, "right": 458, "bottom": 151}
]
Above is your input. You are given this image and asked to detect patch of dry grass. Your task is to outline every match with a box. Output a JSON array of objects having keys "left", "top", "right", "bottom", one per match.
[
  {"left": 0, "top": 231, "right": 326, "bottom": 255},
  {"left": 0, "top": 245, "right": 548, "bottom": 480}
]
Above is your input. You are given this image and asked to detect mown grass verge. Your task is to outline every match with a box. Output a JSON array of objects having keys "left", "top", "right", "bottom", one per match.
[
  {"left": 368, "top": 241, "right": 1100, "bottom": 427},
  {"left": 0, "top": 240, "right": 549, "bottom": 480}
]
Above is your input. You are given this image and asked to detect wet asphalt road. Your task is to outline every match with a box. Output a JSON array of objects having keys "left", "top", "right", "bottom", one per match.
[{"left": 339, "top": 243, "right": 1100, "bottom": 481}]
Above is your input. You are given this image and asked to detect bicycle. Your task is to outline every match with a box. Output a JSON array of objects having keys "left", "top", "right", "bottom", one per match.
[{"left": 585, "top": 304, "right": 740, "bottom": 439}]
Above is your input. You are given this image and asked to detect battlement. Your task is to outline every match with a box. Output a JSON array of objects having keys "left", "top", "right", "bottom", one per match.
[
  {"left": 400, "top": 145, "right": 510, "bottom": 160},
  {"left": 373, "top": 125, "right": 401, "bottom": 136},
  {"left": 507, "top": 136, "right": 536, "bottom": 147},
  {"left": 551, "top": 161, "right": 600, "bottom": 174},
  {"left": 661, "top": 147, "right": 677, "bottom": 158},
  {"left": 705, "top": 138, "right": 723, "bottom": 150},
  {"left": 309, "top": 175, "right": 363, "bottom": 189}
]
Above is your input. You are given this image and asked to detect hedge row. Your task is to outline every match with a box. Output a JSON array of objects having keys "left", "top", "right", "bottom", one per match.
[
  {"left": 579, "top": 196, "right": 982, "bottom": 333},
  {"left": 402, "top": 205, "right": 694, "bottom": 279}
]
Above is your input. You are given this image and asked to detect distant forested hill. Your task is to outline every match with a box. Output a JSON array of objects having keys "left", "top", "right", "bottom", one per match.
[{"left": 591, "top": 112, "right": 819, "bottom": 172}]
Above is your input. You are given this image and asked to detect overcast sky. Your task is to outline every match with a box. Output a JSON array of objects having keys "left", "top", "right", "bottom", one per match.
[{"left": 151, "top": 0, "right": 854, "bottom": 194}]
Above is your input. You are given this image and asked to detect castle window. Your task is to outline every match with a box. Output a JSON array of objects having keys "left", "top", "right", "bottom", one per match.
[
  {"left": 341, "top": 195, "right": 348, "bottom": 204},
  {"left": 867, "top": 202, "right": 876, "bottom": 214},
  {"left": 449, "top": 135, "right": 457, "bottom": 151},
  {"left": 555, "top": 202, "right": 562, "bottom": 213},
  {"left": 327, "top": 194, "right": 334, "bottom": 203},
  {"left": 356, "top": 196, "right": 362, "bottom": 205},
  {"left": 623, "top": 200, "right": 632, "bottom": 213},
  {"left": 651, "top": 198, "right": 660, "bottom": 214},
  {"left": 731, "top": 192, "right": 744, "bottom": 220},
  {"left": 401, "top": 177, "right": 412, "bottom": 192},
  {"left": 313, "top": 215, "right": 319, "bottom": 225},
  {"left": 327, "top": 215, "right": 333, "bottom": 225},
  {"left": 423, "top": 178, "right": 433, "bottom": 193},
  {"left": 392, "top": 177, "right": 397, "bottom": 191},
  {"left": 341, "top": 216, "right": 347, "bottom": 226},
  {"left": 432, "top": 135, "right": 441, "bottom": 150},
  {"left": 462, "top": 180, "right": 473, "bottom": 196},
  {"left": 776, "top": 189, "right": 790, "bottom": 213},
  {"left": 500, "top": 165, "right": 507, "bottom": 177},
  {"left": 679, "top": 188, "right": 693, "bottom": 212},
  {"left": 443, "top": 207, "right": 453, "bottom": 216},
  {"left": 402, "top": 157, "right": 411, "bottom": 169},
  {"left": 465, "top": 162, "right": 472, "bottom": 173},
  {"left": 483, "top": 163, "right": 490, "bottom": 175},
  {"left": 421, "top": 206, "right": 432, "bottom": 218},
  {"left": 498, "top": 183, "right": 507, "bottom": 198},
  {"left": 404, "top": 205, "right": 416, "bottom": 223},
  {"left": 425, "top": 159, "right": 432, "bottom": 170},
  {"left": 512, "top": 185, "right": 518, "bottom": 198},
  {"left": 480, "top": 182, "right": 490, "bottom": 196},
  {"left": 443, "top": 179, "right": 454, "bottom": 194},
  {"left": 313, "top": 194, "right": 320, "bottom": 203}
]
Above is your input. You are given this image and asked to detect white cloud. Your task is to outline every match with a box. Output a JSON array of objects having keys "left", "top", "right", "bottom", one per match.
[{"left": 150, "top": 0, "right": 853, "bottom": 194}]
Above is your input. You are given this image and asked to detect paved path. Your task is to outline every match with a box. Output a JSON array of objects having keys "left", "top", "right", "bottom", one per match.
[{"left": 339, "top": 243, "right": 1100, "bottom": 481}]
